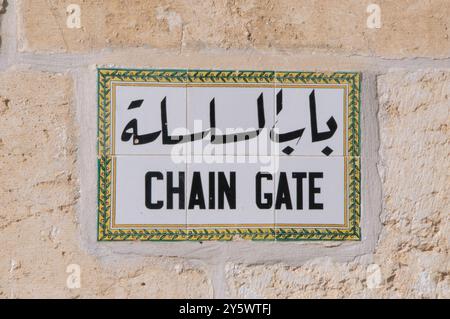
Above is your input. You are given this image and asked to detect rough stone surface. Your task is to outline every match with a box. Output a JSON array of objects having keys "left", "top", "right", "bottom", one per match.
[
  {"left": 225, "top": 70, "right": 449, "bottom": 299},
  {"left": 0, "top": 0, "right": 448, "bottom": 299},
  {"left": 17, "top": 0, "right": 450, "bottom": 58},
  {"left": 0, "top": 70, "right": 212, "bottom": 298}
]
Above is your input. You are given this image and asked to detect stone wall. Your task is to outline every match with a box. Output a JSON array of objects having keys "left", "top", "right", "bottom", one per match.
[{"left": 0, "top": 0, "right": 448, "bottom": 298}]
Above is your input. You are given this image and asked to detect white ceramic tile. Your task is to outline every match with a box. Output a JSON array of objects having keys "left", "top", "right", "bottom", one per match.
[
  {"left": 113, "top": 155, "right": 186, "bottom": 228},
  {"left": 186, "top": 156, "right": 275, "bottom": 228},
  {"left": 273, "top": 86, "right": 345, "bottom": 156},
  {"left": 275, "top": 156, "right": 346, "bottom": 227},
  {"left": 187, "top": 86, "right": 275, "bottom": 156},
  {"left": 113, "top": 84, "right": 188, "bottom": 155}
]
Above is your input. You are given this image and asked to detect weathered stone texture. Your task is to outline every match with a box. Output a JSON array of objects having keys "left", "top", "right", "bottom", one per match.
[
  {"left": 0, "top": 70, "right": 212, "bottom": 298},
  {"left": 2, "top": 0, "right": 449, "bottom": 299},
  {"left": 0, "top": 71, "right": 77, "bottom": 232},
  {"left": 17, "top": 0, "right": 450, "bottom": 58},
  {"left": 375, "top": 70, "right": 449, "bottom": 298},
  {"left": 226, "top": 70, "right": 450, "bottom": 298}
]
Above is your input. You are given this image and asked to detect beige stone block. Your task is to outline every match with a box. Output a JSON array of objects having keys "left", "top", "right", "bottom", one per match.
[
  {"left": 0, "top": 70, "right": 78, "bottom": 230},
  {"left": 17, "top": 0, "right": 450, "bottom": 58},
  {"left": 375, "top": 69, "right": 449, "bottom": 298},
  {"left": 17, "top": 0, "right": 183, "bottom": 53},
  {"left": 225, "top": 260, "right": 368, "bottom": 298},
  {"left": 0, "top": 213, "right": 213, "bottom": 298}
]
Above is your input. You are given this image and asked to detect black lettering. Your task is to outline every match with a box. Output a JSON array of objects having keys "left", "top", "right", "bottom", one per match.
[
  {"left": 188, "top": 172, "right": 206, "bottom": 209},
  {"left": 275, "top": 172, "right": 292, "bottom": 209},
  {"left": 292, "top": 172, "right": 307, "bottom": 209},
  {"left": 167, "top": 172, "right": 185, "bottom": 209},
  {"left": 208, "top": 172, "right": 215, "bottom": 209},
  {"left": 256, "top": 172, "right": 273, "bottom": 209},
  {"left": 309, "top": 172, "right": 323, "bottom": 210},
  {"left": 218, "top": 172, "right": 236, "bottom": 209},
  {"left": 145, "top": 172, "right": 164, "bottom": 209}
]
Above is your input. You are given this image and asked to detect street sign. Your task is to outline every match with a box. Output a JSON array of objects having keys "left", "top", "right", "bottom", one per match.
[{"left": 97, "top": 69, "right": 361, "bottom": 241}]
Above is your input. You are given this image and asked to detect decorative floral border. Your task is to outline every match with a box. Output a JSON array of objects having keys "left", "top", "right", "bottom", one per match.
[{"left": 97, "top": 68, "right": 361, "bottom": 241}]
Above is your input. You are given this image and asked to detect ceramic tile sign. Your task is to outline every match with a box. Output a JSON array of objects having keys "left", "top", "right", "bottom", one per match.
[{"left": 97, "top": 69, "right": 361, "bottom": 241}]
